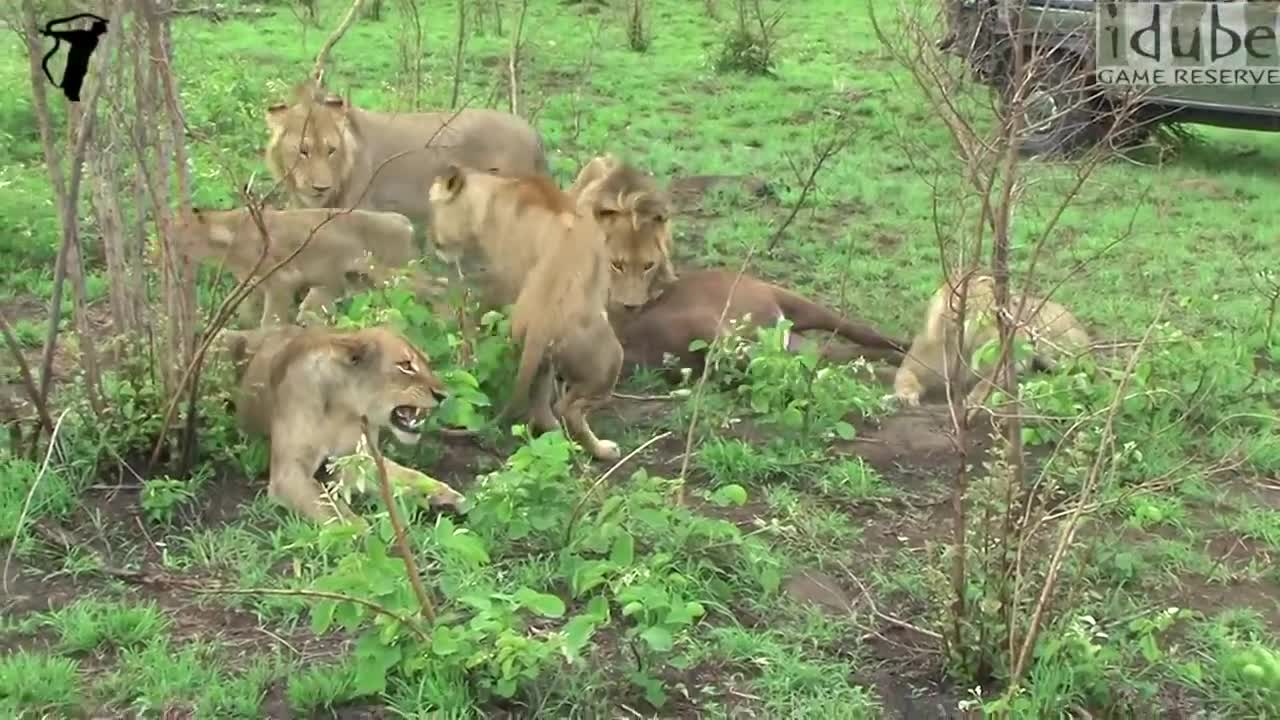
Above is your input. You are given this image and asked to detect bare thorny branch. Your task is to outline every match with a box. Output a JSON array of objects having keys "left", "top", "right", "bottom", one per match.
[
  {"left": 675, "top": 118, "right": 855, "bottom": 505},
  {"left": 869, "top": 0, "right": 1165, "bottom": 683}
]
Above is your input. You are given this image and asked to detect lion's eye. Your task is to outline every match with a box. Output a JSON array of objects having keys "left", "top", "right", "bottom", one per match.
[
  {"left": 299, "top": 146, "right": 310, "bottom": 157},
  {"left": 396, "top": 360, "right": 416, "bottom": 375},
  {"left": 326, "top": 144, "right": 336, "bottom": 156},
  {"left": 610, "top": 262, "right": 624, "bottom": 273},
  {"left": 643, "top": 262, "right": 656, "bottom": 272}
]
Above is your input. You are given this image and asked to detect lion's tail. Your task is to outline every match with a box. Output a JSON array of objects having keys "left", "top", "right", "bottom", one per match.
[
  {"left": 770, "top": 285, "right": 909, "bottom": 354},
  {"left": 495, "top": 318, "right": 552, "bottom": 426}
]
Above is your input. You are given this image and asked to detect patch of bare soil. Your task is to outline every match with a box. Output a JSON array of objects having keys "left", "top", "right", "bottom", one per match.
[{"left": 667, "top": 174, "right": 780, "bottom": 218}]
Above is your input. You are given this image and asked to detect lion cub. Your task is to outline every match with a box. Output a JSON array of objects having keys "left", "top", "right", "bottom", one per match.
[
  {"left": 427, "top": 164, "right": 624, "bottom": 462},
  {"left": 175, "top": 207, "right": 417, "bottom": 327},
  {"left": 894, "top": 274, "right": 1093, "bottom": 407}
]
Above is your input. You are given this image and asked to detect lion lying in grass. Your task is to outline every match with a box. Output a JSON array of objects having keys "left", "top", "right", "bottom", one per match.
[
  {"left": 221, "top": 325, "right": 467, "bottom": 523},
  {"left": 893, "top": 273, "right": 1094, "bottom": 407},
  {"left": 427, "top": 164, "right": 624, "bottom": 462},
  {"left": 176, "top": 206, "right": 417, "bottom": 327}
]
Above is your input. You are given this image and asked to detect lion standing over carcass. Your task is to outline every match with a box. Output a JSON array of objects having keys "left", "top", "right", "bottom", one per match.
[
  {"left": 221, "top": 325, "right": 468, "bottom": 523},
  {"left": 426, "top": 164, "right": 624, "bottom": 462},
  {"left": 568, "top": 155, "right": 907, "bottom": 377},
  {"left": 264, "top": 83, "right": 549, "bottom": 230}
]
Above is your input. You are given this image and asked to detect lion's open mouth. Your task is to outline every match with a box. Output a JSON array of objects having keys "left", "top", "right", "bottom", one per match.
[{"left": 390, "top": 405, "right": 428, "bottom": 433}]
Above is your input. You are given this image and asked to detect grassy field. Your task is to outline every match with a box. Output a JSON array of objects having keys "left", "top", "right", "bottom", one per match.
[{"left": 1, "top": 1, "right": 1279, "bottom": 718}]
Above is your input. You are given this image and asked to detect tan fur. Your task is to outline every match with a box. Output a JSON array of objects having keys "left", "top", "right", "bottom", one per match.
[
  {"left": 567, "top": 154, "right": 677, "bottom": 309},
  {"left": 264, "top": 83, "right": 548, "bottom": 225},
  {"left": 221, "top": 325, "right": 467, "bottom": 522},
  {"left": 175, "top": 207, "right": 417, "bottom": 327},
  {"left": 893, "top": 274, "right": 1093, "bottom": 407},
  {"left": 427, "top": 164, "right": 623, "bottom": 462}
]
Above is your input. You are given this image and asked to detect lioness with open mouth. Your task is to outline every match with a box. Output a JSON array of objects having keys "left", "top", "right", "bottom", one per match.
[{"left": 222, "top": 325, "right": 468, "bottom": 522}]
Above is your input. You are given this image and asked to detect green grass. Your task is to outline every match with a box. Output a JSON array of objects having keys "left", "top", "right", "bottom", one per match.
[{"left": 1, "top": 1, "right": 1277, "bottom": 718}]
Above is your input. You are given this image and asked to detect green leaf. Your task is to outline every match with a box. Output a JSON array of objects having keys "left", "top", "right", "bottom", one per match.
[
  {"left": 709, "top": 483, "right": 748, "bottom": 507},
  {"left": 514, "top": 588, "right": 566, "bottom": 618},
  {"left": 834, "top": 421, "right": 857, "bottom": 440},
  {"left": 760, "top": 567, "right": 781, "bottom": 595},
  {"left": 561, "top": 615, "right": 600, "bottom": 662},
  {"left": 439, "top": 528, "right": 491, "bottom": 566},
  {"left": 1139, "top": 633, "right": 1162, "bottom": 663},
  {"left": 431, "top": 625, "right": 462, "bottom": 656},
  {"left": 609, "top": 532, "right": 636, "bottom": 567},
  {"left": 640, "top": 626, "right": 674, "bottom": 652},
  {"left": 352, "top": 633, "right": 400, "bottom": 695},
  {"left": 310, "top": 600, "right": 337, "bottom": 635},
  {"left": 335, "top": 600, "right": 364, "bottom": 632},
  {"left": 570, "top": 560, "right": 611, "bottom": 597}
]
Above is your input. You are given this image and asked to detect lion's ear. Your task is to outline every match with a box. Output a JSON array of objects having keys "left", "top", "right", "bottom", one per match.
[
  {"left": 331, "top": 334, "right": 381, "bottom": 368},
  {"left": 266, "top": 102, "right": 289, "bottom": 133},
  {"left": 592, "top": 189, "right": 623, "bottom": 222},
  {"left": 631, "top": 192, "right": 672, "bottom": 225},
  {"left": 441, "top": 164, "right": 466, "bottom": 196}
]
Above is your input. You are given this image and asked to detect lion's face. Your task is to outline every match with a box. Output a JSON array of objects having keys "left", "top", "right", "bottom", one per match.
[
  {"left": 266, "top": 96, "right": 354, "bottom": 208},
  {"left": 571, "top": 157, "right": 678, "bottom": 312},
  {"left": 595, "top": 208, "right": 676, "bottom": 311},
  {"left": 426, "top": 165, "right": 485, "bottom": 263},
  {"left": 342, "top": 328, "right": 450, "bottom": 445}
]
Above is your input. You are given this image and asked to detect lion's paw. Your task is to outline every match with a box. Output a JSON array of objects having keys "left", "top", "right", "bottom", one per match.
[
  {"left": 894, "top": 390, "right": 922, "bottom": 407},
  {"left": 592, "top": 440, "right": 622, "bottom": 462}
]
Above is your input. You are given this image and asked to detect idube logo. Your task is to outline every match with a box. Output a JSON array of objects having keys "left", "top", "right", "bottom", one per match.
[{"left": 1096, "top": 1, "right": 1280, "bottom": 86}]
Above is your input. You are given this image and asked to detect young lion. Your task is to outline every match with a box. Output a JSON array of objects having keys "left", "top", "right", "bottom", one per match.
[
  {"left": 893, "top": 273, "right": 1093, "bottom": 407},
  {"left": 566, "top": 156, "right": 905, "bottom": 379},
  {"left": 175, "top": 207, "right": 416, "bottom": 327},
  {"left": 427, "top": 164, "right": 624, "bottom": 462},
  {"left": 221, "top": 324, "right": 467, "bottom": 522},
  {"left": 264, "top": 82, "right": 548, "bottom": 226},
  {"left": 567, "top": 154, "right": 677, "bottom": 309}
]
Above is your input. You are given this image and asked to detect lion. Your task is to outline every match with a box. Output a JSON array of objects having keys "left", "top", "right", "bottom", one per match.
[
  {"left": 610, "top": 268, "right": 909, "bottom": 378},
  {"left": 221, "top": 324, "right": 468, "bottom": 523},
  {"left": 893, "top": 273, "right": 1094, "bottom": 407},
  {"left": 427, "top": 163, "right": 624, "bottom": 462},
  {"left": 567, "top": 154, "right": 677, "bottom": 310},
  {"left": 565, "top": 157, "right": 905, "bottom": 378},
  {"left": 175, "top": 206, "right": 418, "bottom": 327},
  {"left": 264, "top": 83, "right": 549, "bottom": 228}
]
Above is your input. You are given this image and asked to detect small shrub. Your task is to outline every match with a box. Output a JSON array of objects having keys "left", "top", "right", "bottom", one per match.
[{"left": 714, "top": 0, "right": 784, "bottom": 76}]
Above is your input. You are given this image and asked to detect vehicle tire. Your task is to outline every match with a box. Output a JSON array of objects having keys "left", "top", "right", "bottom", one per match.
[{"left": 1000, "top": 49, "right": 1106, "bottom": 158}]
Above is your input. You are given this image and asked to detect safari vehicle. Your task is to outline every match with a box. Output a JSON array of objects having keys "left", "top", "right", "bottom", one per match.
[{"left": 943, "top": 0, "right": 1280, "bottom": 156}]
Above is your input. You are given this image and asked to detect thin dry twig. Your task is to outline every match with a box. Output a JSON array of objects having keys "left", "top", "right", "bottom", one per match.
[
  {"left": 195, "top": 586, "right": 431, "bottom": 643},
  {"left": 0, "top": 311, "right": 55, "bottom": 434},
  {"left": 564, "top": 431, "right": 672, "bottom": 546},
  {"left": 311, "top": 0, "right": 366, "bottom": 83},
  {"left": 3, "top": 408, "right": 71, "bottom": 596},
  {"left": 675, "top": 122, "right": 853, "bottom": 504},
  {"left": 362, "top": 417, "right": 437, "bottom": 624},
  {"left": 1010, "top": 298, "right": 1167, "bottom": 684}
]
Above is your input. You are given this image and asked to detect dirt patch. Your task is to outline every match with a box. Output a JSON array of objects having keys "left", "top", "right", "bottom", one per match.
[
  {"left": 667, "top": 174, "right": 779, "bottom": 212},
  {"left": 783, "top": 568, "right": 855, "bottom": 614},
  {"left": 843, "top": 406, "right": 960, "bottom": 469}
]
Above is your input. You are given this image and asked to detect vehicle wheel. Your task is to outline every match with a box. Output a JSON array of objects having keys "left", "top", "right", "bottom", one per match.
[{"left": 1001, "top": 49, "right": 1105, "bottom": 157}]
